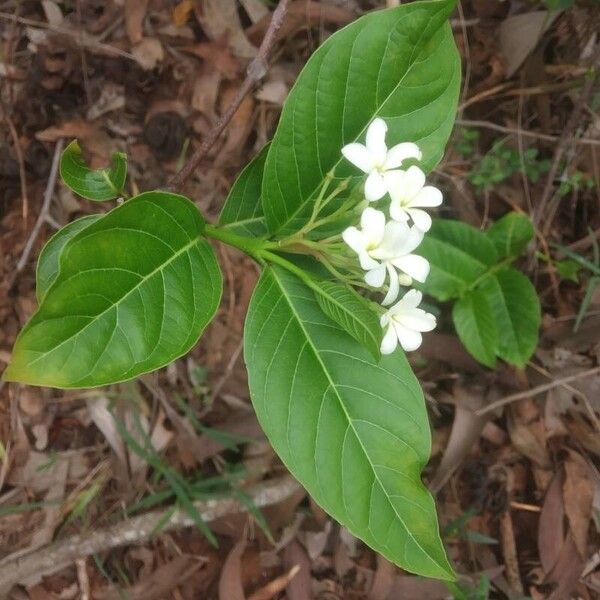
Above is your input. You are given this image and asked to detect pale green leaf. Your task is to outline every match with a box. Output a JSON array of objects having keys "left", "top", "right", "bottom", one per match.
[
  {"left": 418, "top": 219, "right": 498, "bottom": 301},
  {"left": 244, "top": 266, "right": 454, "bottom": 580},
  {"left": 486, "top": 212, "right": 534, "bottom": 258},
  {"left": 60, "top": 140, "right": 127, "bottom": 201},
  {"left": 452, "top": 289, "right": 497, "bottom": 368},
  {"left": 5, "top": 192, "right": 222, "bottom": 388},
  {"left": 313, "top": 280, "right": 382, "bottom": 359},
  {"left": 479, "top": 268, "right": 540, "bottom": 368},
  {"left": 262, "top": 0, "right": 460, "bottom": 235},
  {"left": 36, "top": 214, "right": 101, "bottom": 302},
  {"left": 218, "top": 144, "right": 269, "bottom": 237}
]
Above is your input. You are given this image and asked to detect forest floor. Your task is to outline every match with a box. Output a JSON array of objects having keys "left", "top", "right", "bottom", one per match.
[{"left": 0, "top": 1, "right": 600, "bottom": 599}]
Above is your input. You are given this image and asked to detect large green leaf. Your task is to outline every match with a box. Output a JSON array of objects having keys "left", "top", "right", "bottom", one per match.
[
  {"left": 313, "top": 280, "right": 382, "bottom": 359},
  {"left": 36, "top": 214, "right": 101, "bottom": 302},
  {"left": 479, "top": 268, "right": 540, "bottom": 368},
  {"left": 5, "top": 192, "right": 222, "bottom": 388},
  {"left": 218, "top": 144, "right": 269, "bottom": 237},
  {"left": 486, "top": 212, "right": 534, "bottom": 259},
  {"left": 60, "top": 140, "right": 127, "bottom": 201},
  {"left": 418, "top": 220, "right": 498, "bottom": 301},
  {"left": 452, "top": 289, "right": 497, "bottom": 368},
  {"left": 244, "top": 266, "right": 453, "bottom": 580},
  {"left": 262, "top": 0, "right": 460, "bottom": 235}
]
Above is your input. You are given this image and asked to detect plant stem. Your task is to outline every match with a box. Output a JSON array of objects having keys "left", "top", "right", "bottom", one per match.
[{"left": 204, "top": 224, "right": 276, "bottom": 258}]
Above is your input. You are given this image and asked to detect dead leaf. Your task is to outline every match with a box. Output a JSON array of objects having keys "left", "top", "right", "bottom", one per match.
[
  {"left": 499, "top": 510, "right": 523, "bottom": 594},
  {"left": 539, "top": 470, "right": 565, "bottom": 574},
  {"left": 387, "top": 576, "right": 449, "bottom": 600},
  {"left": 219, "top": 539, "right": 247, "bottom": 600},
  {"left": 240, "top": 0, "right": 269, "bottom": 23},
  {"left": 132, "top": 38, "right": 164, "bottom": 71},
  {"left": 125, "top": 0, "right": 149, "bottom": 45},
  {"left": 35, "top": 120, "right": 98, "bottom": 142},
  {"left": 173, "top": 0, "right": 194, "bottom": 26},
  {"left": 430, "top": 382, "right": 490, "bottom": 493},
  {"left": 192, "top": 67, "right": 222, "bottom": 120},
  {"left": 563, "top": 453, "right": 593, "bottom": 558},
  {"left": 369, "top": 555, "right": 396, "bottom": 600},
  {"left": 215, "top": 85, "right": 255, "bottom": 165},
  {"left": 545, "top": 533, "right": 584, "bottom": 600},
  {"left": 86, "top": 83, "right": 125, "bottom": 121},
  {"left": 183, "top": 38, "right": 241, "bottom": 80},
  {"left": 499, "top": 11, "right": 560, "bottom": 78},
  {"left": 507, "top": 408, "right": 550, "bottom": 468},
  {"left": 95, "top": 556, "right": 201, "bottom": 600},
  {"left": 87, "top": 397, "right": 127, "bottom": 465},
  {"left": 247, "top": 566, "right": 300, "bottom": 600},
  {"left": 283, "top": 541, "right": 312, "bottom": 600},
  {"left": 195, "top": 0, "right": 257, "bottom": 60},
  {"left": 256, "top": 80, "right": 288, "bottom": 106},
  {"left": 41, "top": 0, "right": 64, "bottom": 26}
]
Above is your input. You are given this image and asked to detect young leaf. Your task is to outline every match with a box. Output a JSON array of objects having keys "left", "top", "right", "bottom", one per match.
[
  {"left": 60, "top": 140, "right": 127, "bottom": 201},
  {"left": 262, "top": 0, "right": 460, "bottom": 235},
  {"left": 4, "top": 192, "right": 222, "bottom": 388},
  {"left": 218, "top": 144, "right": 269, "bottom": 237},
  {"left": 244, "top": 266, "right": 454, "bottom": 580},
  {"left": 452, "top": 289, "right": 498, "bottom": 368},
  {"left": 486, "top": 212, "right": 534, "bottom": 258},
  {"left": 36, "top": 214, "right": 101, "bottom": 302},
  {"left": 418, "top": 219, "right": 498, "bottom": 301},
  {"left": 479, "top": 268, "right": 540, "bottom": 368},
  {"left": 313, "top": 280, "right": 382, "bottom": 359}
]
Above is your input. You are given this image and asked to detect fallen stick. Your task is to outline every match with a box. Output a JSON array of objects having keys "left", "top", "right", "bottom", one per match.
[{"left": 0, "top": 476, "right": 301, "bottom": 594}]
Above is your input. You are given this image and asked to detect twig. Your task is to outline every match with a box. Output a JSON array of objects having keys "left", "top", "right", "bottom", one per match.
[
  {"left": 456, "top": 119, "right": 600, "bottom": 148},
  {"left": 167, "top": 0, "right": 291, "bottom": 191},
  {"left": 534, "top": 42, "right": 600, "bottom": 234},
  {"left": 4, "top": 110, "right": 29, "bottom": 222},
  {"left": 0, "top": 476, "right": 301, "bottom": 593},
  {"left": 8, "top": 138, "right": 64, "bottom": 289},
  {"left": 476, "top": 365, "right": 600, "bottom": 416}
]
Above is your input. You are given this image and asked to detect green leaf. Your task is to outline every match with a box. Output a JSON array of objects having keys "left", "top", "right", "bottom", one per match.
[
  {"left": 60, "top": 140, "right": 127, "bottom": 201},
  {"left": 479, "top": 268, "right": 540, "bottom": 368},
  {"left": 418, "top": 219, "right": 498, "bottom": 301},
  {"left": 244, "top": 266, "right": 454, "bottom": 580},
  {"left": 452, "top": 290, "right": 498, "bottom": 368},
  {"left": 486, "top": 212, "right": 534, "bottom": 259},
  {"left": 218, "top": 144, "right": 269, "bottom": 237},
  {"left": 313, "top": 280, "right": 382, "bottom": 359},
  {"left": 262, "top": 0, "right": 460, "bottom": 235},
  {"left": 36, "top": 214, "right": 101, "bottom": 302},
  {"left": 4, "top": 192, "right": 222, "bottom": 388}
]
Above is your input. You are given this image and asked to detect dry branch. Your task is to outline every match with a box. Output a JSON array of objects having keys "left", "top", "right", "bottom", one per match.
[
  {"left": 0, "top": 476, "right": 301, "bottom": 594},
  {"left": 167, "top": 0, "right": 291, "bottom": 191}
]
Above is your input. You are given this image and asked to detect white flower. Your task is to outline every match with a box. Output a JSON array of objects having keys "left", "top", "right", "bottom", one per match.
[
  {"left": 341, "top": 118, "right": 422, "bottom": 202},
  {"left": 385, "top": 166, "right": 443, "bottom": 232},
  {"left": 380, "top": 290, "right": 436, "bottom": 354},
  {"left": 342, "top": 207, "right": 430, "bottom": 306}
]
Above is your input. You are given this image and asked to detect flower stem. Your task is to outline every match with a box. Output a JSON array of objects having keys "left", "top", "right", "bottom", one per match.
[{"left": 204, "top": 224, "right": 277, "bottom": 258}]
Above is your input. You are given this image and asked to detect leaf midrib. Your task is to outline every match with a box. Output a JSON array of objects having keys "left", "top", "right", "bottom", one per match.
[
  {"left": 269, "top": 4, "right": 450, "bottom": 233},
  {"left": 270, "top": 267, "right": 447, "bottom": 574},
  {"left": 24, "top": 234, "right": 202, "bottom": 369}
]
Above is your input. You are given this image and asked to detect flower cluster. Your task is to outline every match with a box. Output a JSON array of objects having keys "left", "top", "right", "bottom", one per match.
[{"left": 341, "top": 118, "right": 442, "bottom": 354}]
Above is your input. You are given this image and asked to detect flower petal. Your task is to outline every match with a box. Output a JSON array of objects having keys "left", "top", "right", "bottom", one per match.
[
  {"left": 382, "top": 264, "right": 400, "bottom": 306},
  {"left": 395, "top": 224, "right": 424, "bottom": 254},
  {"left": 360, "top": 207, "right": 386, "bottom": 245},
  {"left": 391, "top": 254, "right": 430, "bottom": 282},
  {"left": 402, "top": 165, "right": 426, "bottom": 199},
  {"left": 371, "top": 220, "right": 411, "bottom": 259},
  {"left": 398, "top": 289, "right": 423, "bottom": 311},
  {"left": 366, "top": 118, "right": 388, "bottom": 166},
  {"left": 341, "top": 143, "right": 374, "bottom": 173},
  {"left": 380, "top": 323, "right": 398, "bottom": 355},
  {"left": 389, "top": 202, "right": 410, "bottom": 223},
  {"left": 411, "top": 185, "right": 443, "bottom": 208},
  {"left": 364, "top": 265, "right": 386, "bottom": 288},
  {"left": 384, "top": 142, "right": 422, "bottom": 170},
  {"left": 358, "top": 251, "right": 380, "bottom": 271},
  {"left": 364, "top": 171, "right": 386, "bottom": 201},
  {"left": 342, "top": 226, "right": 366, "bottom": 254},
  {"left": 406, "top": 208, "right": 432, "bottom": 232},
  {"left": 397, "top": 308, "right": 437, "bottom": 332},
  {"left": 393, "top": 322, "right": 423, "bottom": 352}
]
